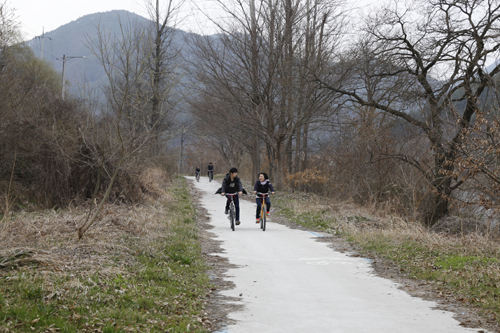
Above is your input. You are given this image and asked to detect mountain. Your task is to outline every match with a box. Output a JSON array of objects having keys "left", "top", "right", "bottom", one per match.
[{"left": 25, "top": 10, "right": 199, "bottom": 98}]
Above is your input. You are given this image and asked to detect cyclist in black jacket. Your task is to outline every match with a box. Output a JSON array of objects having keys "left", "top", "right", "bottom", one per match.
[
  {"left": 253, "top": 172, "right": 275, "bottom": 223},
  {"left": 207, "top": 162, "right": 214, "bottom": 180},
  {"left": 195, "top": 166, "right": 201, "bottom": 180},
  {"left": 221, "top": 167, "right": 243, "bottom": 225}
]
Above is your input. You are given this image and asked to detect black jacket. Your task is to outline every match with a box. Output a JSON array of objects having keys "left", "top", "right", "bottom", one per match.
[
  {"left": 221, "top": 173, "right": 243, "bottom": 194},
  {"left": 253, "top": 179, "right": 275, "bottom": 196}
]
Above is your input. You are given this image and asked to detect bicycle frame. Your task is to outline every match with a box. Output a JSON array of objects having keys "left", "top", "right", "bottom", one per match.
[{"left": 257, "top": 193, "right": 269, "bottom": 210}]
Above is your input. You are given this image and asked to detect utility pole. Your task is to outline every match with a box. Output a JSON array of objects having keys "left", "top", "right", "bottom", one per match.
[
  {"left": 36, "top": 27, "right": 51, "bottom": 60},
  {"left": 59, "top": 54, "right": 87, "bottom": 100}
]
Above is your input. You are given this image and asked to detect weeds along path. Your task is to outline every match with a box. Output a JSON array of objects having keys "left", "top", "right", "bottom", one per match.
[
  {"left": 190, "top": 176, "right": 487, "bottom": 333},
  {"left": 0, "top": 173, "right": 213, "bottom": 332}
]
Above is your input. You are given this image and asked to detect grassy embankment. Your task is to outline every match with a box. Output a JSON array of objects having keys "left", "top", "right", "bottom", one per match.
[
  {"left": 273, "top": 191, "right": 500, "bottom": 326},
  {"left": 0, "top": 172, "right": 213, "bottom": 332}
]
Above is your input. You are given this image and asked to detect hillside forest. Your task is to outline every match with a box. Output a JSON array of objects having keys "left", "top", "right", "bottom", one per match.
[{"left": 3, "top": 0, "right": 500, "bottom": 231}]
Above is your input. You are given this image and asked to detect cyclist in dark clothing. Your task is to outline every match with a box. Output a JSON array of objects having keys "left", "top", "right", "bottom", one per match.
[
  {"left": 221, "top": 167, "right": 243, "bottom": 225},
  {"left": 195, "top": 166, "right": 201, "bottom": 180},
  {"left": 207, "top": 162, "right": 214, "bottom": 180},
  {"left": 253, "top": 172, "right": 275, "bottom": 223}
]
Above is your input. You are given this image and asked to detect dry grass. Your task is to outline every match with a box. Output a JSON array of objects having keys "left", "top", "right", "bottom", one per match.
[
  {"left": 276, "top": 191, "right": 499, "bottom": 249},
  {"left": 0, "top": 167, "right": 172, "bottom": 275},
  {"left": 0, "top": 168, "right": 211, "bottom": 332}
]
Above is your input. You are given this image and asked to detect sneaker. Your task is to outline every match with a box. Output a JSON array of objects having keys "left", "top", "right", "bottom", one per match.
[
  {"left": 267, "top": 211, "right": 270, "bottom": 217},
  {"left": 256, "top": 218, "right": 260, "bottom": 223},
  {"left": 235, "top": 220, "right": 241, "bottom": 225},
  {"left": 225, "top": 207, "right": 229, "bottom": 215}
]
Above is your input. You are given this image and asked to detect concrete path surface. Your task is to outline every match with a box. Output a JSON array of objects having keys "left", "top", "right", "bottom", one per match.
[{"left": 189, "top": 176, "right": 486, "bottom": 333}]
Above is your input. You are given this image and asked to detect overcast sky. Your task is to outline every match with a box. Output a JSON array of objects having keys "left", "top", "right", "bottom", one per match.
[
  {"left": 14, "top": 0, "right": 377, "bottom": 41},
  {"left": 14, "top": 0, "right": 222, "bottom": 40}
]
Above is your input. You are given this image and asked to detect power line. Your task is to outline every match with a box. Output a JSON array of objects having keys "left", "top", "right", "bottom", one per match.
[{"left": 19, "top": 22, "right": 40, "bottom": 41}]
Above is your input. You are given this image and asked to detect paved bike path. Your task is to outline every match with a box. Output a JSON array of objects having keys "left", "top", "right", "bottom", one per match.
[{"left": 189, "top": 176, "right": 485, "bottom": 333}]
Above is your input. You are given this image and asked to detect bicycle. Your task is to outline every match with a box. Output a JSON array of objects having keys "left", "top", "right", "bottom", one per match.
[
  {"left": 208, "top": 170, "right": 213, "bottom": 182},
  {"left": 257, "top": 192, "right": 270, "bottom": 231},
  {"left": 226, "top": 193, "right": 238, "bottom": 231},
  {"left": 195, "top": 171, "right": 200, "bottom": 182}
]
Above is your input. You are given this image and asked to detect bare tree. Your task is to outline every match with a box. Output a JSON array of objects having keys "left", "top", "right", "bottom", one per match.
[
  {"left": 189, "top": 0, "right": 345, "bottom": 187},
  {"left": 144, "top": 0, "right": 185, "bottom": 143},
  {"left": 318, "top": 0, "right": 500, "bottom": 225},
  {"left": 0, "top": 0, "right": 18, "bottom": 47},
  {"left": 0, "top": 1, "right": 30, "bottom": 116},
  {"left": 79, "top": 10, "right": 183, "bottom": 239},
  {"left": 450, "top": 84, "right": 500, "bottom": 213},
  {"left": 0, "top": 2, "right": 81, "bottom": 210}
]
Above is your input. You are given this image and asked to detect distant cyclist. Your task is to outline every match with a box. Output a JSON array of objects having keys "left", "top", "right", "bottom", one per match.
[
  {"left": 221, "top": 167, "right": 243, "bottom": 225},
  {"left": 195, "top": 166, "right": 201, "bottom": 180},
  {"left": 253, "top": 172, "right": 275, "bottom": 223},
  {"left": 207, "top": 162, "right": 214, "bottom": 181}
]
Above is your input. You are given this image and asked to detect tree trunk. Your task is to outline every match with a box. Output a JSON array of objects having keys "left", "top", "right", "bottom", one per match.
[
  {"left": 295, "top": 128, "right": 301, "bottom": 172},
  {"left": 152, "top": 0, "right": 161, "bottom": 132},
  {"left": 301, "top": 122, "right": 309, "bottom": 171},
  {"left": 267, "top": 144, "right": 276, "bottom": 186},
  {"left": 275, "top": 141, "right": 285, "bottom": 189},
  {"left": 251, "top": 135, "right": 261, "bottom": 184},
  {"left": 286, "top": 137, "right": 293, "bottom": 175},
  {"left": 426, "top": 192, "right": 449, "bottom": 227}
]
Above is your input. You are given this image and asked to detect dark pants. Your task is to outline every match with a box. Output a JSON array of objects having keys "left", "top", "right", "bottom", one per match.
[
  {"left": 226, "top": 194, "right": 240, "bottom": 221},
  {"left": 256, "top": 197, "right": 271, "bottom": 219}
]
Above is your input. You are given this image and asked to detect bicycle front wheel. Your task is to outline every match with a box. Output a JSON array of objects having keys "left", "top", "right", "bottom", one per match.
[
  {"left": 230, "top": 204, "right": 235, "bottom": 231},
  {"left": 262, "top": 205, "right": 266, "bottom": 231}
]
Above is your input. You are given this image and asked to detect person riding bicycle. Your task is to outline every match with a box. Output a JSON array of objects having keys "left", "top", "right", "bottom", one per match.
[
  {"left": 221, "top": 167, "right": 243, "bottom": 225},
  {"left": 207, "top": 162, "right": 214, "bottom": 180},
  {"left": 195, "top": 166, "right": 201, "bottom": 178},
  {"left": 253, "top": 172, "right": 275, "bottom": 223}
]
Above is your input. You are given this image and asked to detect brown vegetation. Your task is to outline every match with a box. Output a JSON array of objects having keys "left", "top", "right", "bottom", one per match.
[
  {"left": 0, "top": 1, "right": 183, "bottom": 229},
  {"left": 0, "top": 167, "right": 171, "bottom": 270}
]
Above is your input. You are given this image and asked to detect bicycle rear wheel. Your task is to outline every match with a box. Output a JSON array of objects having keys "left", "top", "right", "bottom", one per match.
[
  {"left": 230, "top": 203, "right": 235, "bottom": 231},
  {"left": 261, "top": 205, "right": 266, "bottom": 231}
]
